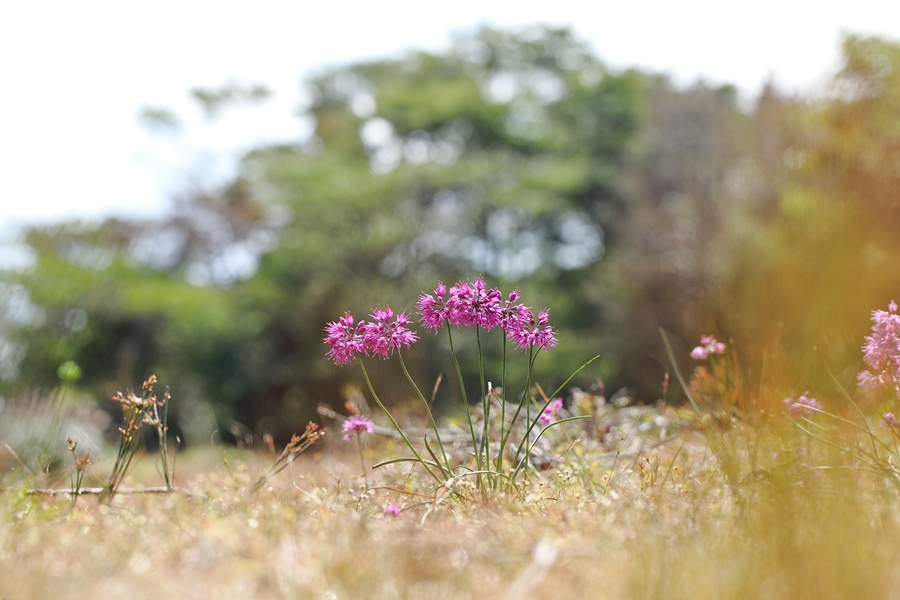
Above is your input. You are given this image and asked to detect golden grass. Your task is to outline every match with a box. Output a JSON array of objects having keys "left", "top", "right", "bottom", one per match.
[{"left": 4, "top": 415, "right": 900, "bottom": 600}]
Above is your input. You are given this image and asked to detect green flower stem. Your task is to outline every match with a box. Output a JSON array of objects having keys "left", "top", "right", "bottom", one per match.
[
  {"left": 476, "top": 326, "right": 490, "bottom": 474},
  {"left": 498, "top": 337, "right": 508, "bottom": 474},
  {"left": 397, "top": 351, "right": 451, "bottom": 473},
  {"left": 446, "top": 324, "right": 481, "bottom": 473},
  {"left": 356, "top": 358, "right": 443, "bottom": 485},
  {"left": 512, "top": 353, "right": 603, "bottom": 471},
  {"left": 499, "top": 345, "right": 539, "bottom": 475}
]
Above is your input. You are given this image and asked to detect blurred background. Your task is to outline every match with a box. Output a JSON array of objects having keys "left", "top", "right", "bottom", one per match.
[{"left": 3, "top": 1, "right": 900, "bottom": 448}]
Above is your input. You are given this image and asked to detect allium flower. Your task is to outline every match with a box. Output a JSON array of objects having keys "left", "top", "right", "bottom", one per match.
[
  {"left": 539, "top": 398, "right": 564, "bottom": 425},
  {"left": 417, "top": 281, "right": 452, "bottom": 333},
  {"left": 883, "top": 413, "right": 900, "bottom": 429},
  {"left": 500, "top": 289, "right": 530, "bottom": 335},
  {"left": 342, "top": 415, "right": 374, "bottom": 440},
  {"left": 784, "top": 392, "right": 822, "bottom": 417},
  {"left": 509, "top": 308, "right": 558, "bottom": 352},
  {"left": 324, "top": 313, "right": 367, "bottom": 366},
  {"left": 858, "top": 301, "right": 900, "bottom": 396},
  {"left": 449, "top": 276, "right": 502, "bottom": 330},
  {"left": 384, "top": 502, "right": 401, "bottom": 518},
  {"left": 364, "top": 307, "right": 418, "bottom": 358},
  {"left": 690, "top": 335, "right": 726, "bottom": 360}
]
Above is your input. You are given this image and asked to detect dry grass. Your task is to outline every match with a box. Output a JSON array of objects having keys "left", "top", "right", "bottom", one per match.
[{"left": 4, "top": 403, "right": 900, "bottom": 600}]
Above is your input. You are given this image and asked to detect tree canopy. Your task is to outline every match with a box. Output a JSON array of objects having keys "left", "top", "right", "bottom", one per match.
[{"left": 4, "top": 27, "right": 900, "bottom": 441}]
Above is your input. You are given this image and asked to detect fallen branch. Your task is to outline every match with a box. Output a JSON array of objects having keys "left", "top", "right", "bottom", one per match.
[{"left": 17, "top": 486, "right": 202, "bottom": 498}]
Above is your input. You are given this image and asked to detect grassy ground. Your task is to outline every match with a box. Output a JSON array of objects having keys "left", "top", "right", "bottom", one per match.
[{"left": 4, "top": 395, "right": 900, "bottom": 600}]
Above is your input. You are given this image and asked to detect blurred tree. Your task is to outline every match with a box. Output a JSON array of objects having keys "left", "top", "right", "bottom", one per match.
[
  {"left": 713, "top": 34, "right": 900, "bottom": 400},
  {"left": 0, "top": 26, "right": 646, "bottom": 441},
  {"left": 14, "top": 27, "right": 895, "bottom": 440}
]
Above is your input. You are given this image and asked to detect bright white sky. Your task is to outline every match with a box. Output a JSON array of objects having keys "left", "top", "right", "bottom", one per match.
[{"left": 1, "top": 0, "right": 898, "bottom": 237}]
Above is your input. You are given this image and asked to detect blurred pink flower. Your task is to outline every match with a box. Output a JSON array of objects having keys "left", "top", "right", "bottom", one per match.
[
  {"left": 784, "top": 392, "right": 822, "bottom": 417},
  {"left": 384, "top": 502, "right": 401, "bottom": 518},
  {"left": 539, "top": 398, "right": 564, "bottom": 425},
  {"left": 858, "top": 301, "right": 900, "bottom": 396},
  {"left": 342, "top": 415, "right": 374, "bottom": 440},
  {"left": 691, "top": 335, "right": 725, "bottom": 360}
]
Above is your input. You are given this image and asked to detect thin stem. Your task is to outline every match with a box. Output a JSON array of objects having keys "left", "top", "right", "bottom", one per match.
[
  {"left": 476, "top": 326, "right": 490, "bottom": 478},
  {"left": 498, "top": 336, "right": 507, "bottom": 474},
  {"left": 446, "top": 324, "right": 480, "bottom": 473},
  {"left": 356, "top": 358, "right": 443, "bottom": 485},
  {"left": 398, "top": 352, "right": 451, "bottom": 472},
  {"left": 500, "top": 346, "right": 539, "bottom": 458},
  {"left": 357, "top": 435, "right": 368, "bottom": 487}
]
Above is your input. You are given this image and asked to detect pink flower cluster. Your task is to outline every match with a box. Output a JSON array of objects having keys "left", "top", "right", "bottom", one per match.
[
  {"left": 858, "top": 301, "right": 900, "bottom": 396},
  {"left": 539, "top": 398, "right": 564, "bottom": 425},
  {"left": 690, "top": 335, "right": 726, "bottom": 360},
  {"left": 416, "top": 276, "right": 557, "bottom": 351},
  {"left": 784, "top": 392, "right": 822, "bottom": 417},
  {"left": 324, "top": 308, "right": 418, "bottom": 366},
  {"left": 341, "top": 415, "right": 374, "bottom": 440},
  {"left": 324, "top": 277, "right": 558, "bottom": 365}
]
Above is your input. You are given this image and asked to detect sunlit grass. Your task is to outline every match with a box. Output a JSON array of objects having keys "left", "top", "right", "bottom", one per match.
[{"left": 4, "top": 395, "right": 900, "bottom": 599}]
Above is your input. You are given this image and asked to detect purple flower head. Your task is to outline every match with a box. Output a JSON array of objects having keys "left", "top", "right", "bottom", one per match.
[
  {"left": 342, "top": 415, "right": 374, "bottom": 440},
  {"left": 691, "top": 335, "right": 726, "bottom": 361},
  {"left": 417, "top": 282, "right": 452, "bottom": 333},
  {"left": 883, "top": 413, "right": 900, "bottom": 429},
  {"left": 449, "top": 276, "right": 502, "bottom": 330},
  {"left": 857, "top": 370, "right": 885, "bottom": 391},
  {"left": 784, "top": 392, "right": 822, "bottom": 417},
  {"left": 859, "top": 301, "right": 900, "bottom": 396},
  {"left": 539, "top": 398, "right": 564, "bottom": 425},
  {"left": 384, "top": 502, "right": 401, "bottom": 518},
  {"left": 324, "top": 313, "right": 367, "bottom": 366},
  {"left": 509, "top": 308, "right": 558, "bottom": 352},
  {"left": 500, "top": 289, "right": 530, "bottom": 335},
  {"left": 364, "top": 307, "right": 418, "bottom": 359}
]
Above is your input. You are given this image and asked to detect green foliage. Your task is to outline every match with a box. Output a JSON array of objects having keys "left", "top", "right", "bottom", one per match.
[{"left": 8, "top": 27, "right": 900, "bottom": 442}]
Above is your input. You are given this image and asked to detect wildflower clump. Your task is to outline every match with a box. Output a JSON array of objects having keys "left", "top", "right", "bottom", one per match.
[{"left": 324, "top": 275, "right": 583, "bottom": 495}]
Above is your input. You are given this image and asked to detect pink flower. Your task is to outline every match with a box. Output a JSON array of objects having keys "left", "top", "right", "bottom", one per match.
[
  {"left": 784, "top": 392, "right": 822, "bottom": 417},
  {"left": 508, "top": 308, "right": 557, "bottom": 352},
  {"left": 500, "top": 289, "right": 530, "bottom": 335},
  {"left": 690, "top": 346, "right": 709, "bottom": 360},
  {"left": 364, "top": 307, "right": 418, "bottom": 358},
  {"left": 417, "top": 282, "right": 452, "bottom": 333},
  {"left": 691, "top": 335, "right": 726, "bottom": 360},
  {"left": 342, "top": 415, "right": 374, "bottom": 440},
  {"left": 883, "top": 413, "right": 900, "bottom": 429},
  {"left": 539, "top": 398, "right": 564, "bottom": 425},
  {"left": 324, "top": 313, "right": 368, "bottom": 366},
  {"left": 858, "top": 301, "right": 900, "bottom": 396},
  {"left": 384, "top": 502, "right": 401, "bottom": 518},
  {"left": 449, "top": 276, "right": 502, "bottom": 330}
]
